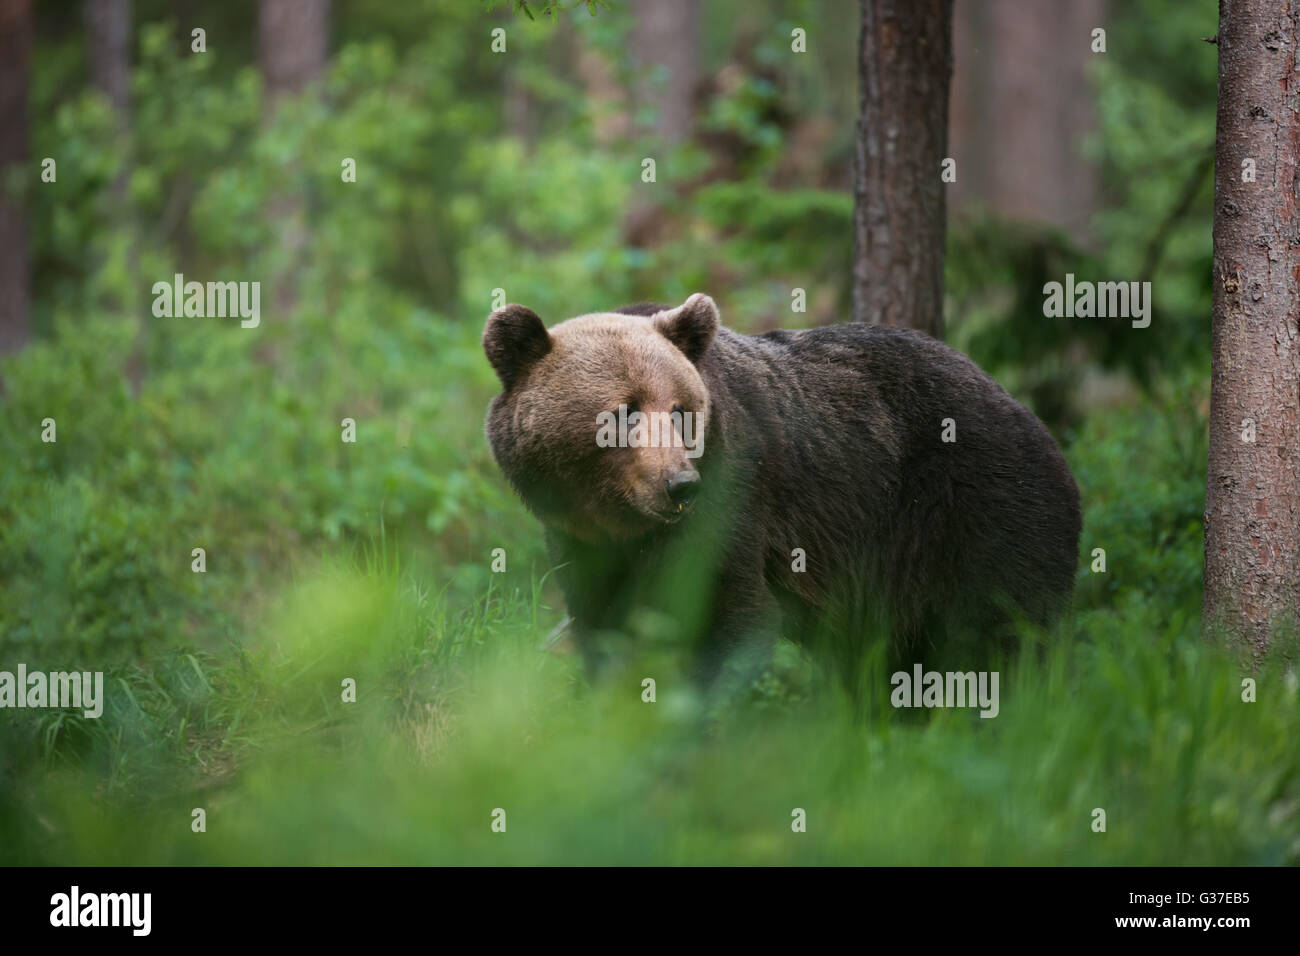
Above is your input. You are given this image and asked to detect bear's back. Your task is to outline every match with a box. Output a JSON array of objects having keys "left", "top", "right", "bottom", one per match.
[{"left": 708, "top": 320, "right": 1081, "bottom": 640}]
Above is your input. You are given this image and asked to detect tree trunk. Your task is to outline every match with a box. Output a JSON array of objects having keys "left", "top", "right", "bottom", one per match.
[
  {"left": 258, "top": 0, "right": 329, "bottom": 108},
  {"left": 257, "top": 0, "right": 329, "bottom": 317},
  {"left": 575, "top": 29, "right": 630, "bottom": 146},
  {"left": 86, "top": 0, "right": 131, "bottom": 121},
  {"left": 623, "top": 0, "right": 699, "bottom": 250},
  {"left": 630, "top": 0, "right": 698, "bottom": 145},
  {"left": 86, "top": 0, "right": 131, "bottom": 201},
  {"left": 852, "top": 0, "right": 953, "bottom": 338},
  {"left": 948, "top": 0, "right": 1101, "bottom": 238},
  {"left": 1204, "top": 0, "right": 1300, "bottom": 655},
  {"left": 0, "top": 0, "right": 32, "bottom": 357}
]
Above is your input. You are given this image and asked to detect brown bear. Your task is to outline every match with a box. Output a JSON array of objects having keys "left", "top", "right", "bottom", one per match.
[{"left": 483, "top": 293, "right": 1081, "bottom": 700}]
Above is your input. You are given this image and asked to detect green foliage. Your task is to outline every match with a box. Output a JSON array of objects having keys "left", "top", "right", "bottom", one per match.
[
  {"left": 1069, "top": 370, "right": 1209, "bottom": 635},
  {"left": 4, "top": 543, "right": 1297, "bottom": 865},
  {"left": 1089, "top": 0, "right": 1216, "bottom": 376},
  {"left": 944, "top": 0, "right": 1216, "bottom": 435},
  {"left": 7, "top": 308, "right": 1289, "bottom": 865},
  {"left": 0, "top": 303, "right": 523, "bottom": 661},
  {"left": 2, "top": 0, "right": 1290, "bottom": 866},
  {"left": 481, "top": 0, "right": 610, "bottom": 21}
]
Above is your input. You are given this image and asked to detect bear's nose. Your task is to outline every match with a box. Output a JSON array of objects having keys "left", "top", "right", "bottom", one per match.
[{"left": 666, "top": 471, "right": 700, "bottom": 508}]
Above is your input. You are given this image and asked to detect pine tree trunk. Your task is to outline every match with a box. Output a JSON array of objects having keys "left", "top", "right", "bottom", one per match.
[
  {"left": 257, "top": 0, "right": 329, "bottom": 319},
  {"left": 852, "top": 0, "right": 953, "bottom": 339},
  {"left": 259, "top": 0, "right": 329, "bottom": 107},
  {"left": 86, "top": 0, "right": 131, "bottom": 203},
  {"left": 86, "top": 0, "right": 131, "bottom": 125},
  {"left": 630, "top": 0, "right": 698, "bottom": 145},
  {"left": 948, "top": 0, "right": 1101, "bottom": 237},
  {"left": 0, "top": 0, "right": 32, "bottom": 357},
  {"left": 623, "top": 0, "right": 699, "bottom": 250},
  {"left": 1204, "top": 0, "right": 1300, "bottom": 654}
]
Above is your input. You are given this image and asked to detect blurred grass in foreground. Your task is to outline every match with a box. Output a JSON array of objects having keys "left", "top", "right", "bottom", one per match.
[{"left": 3, "top": 548, "right": 1297, "bottom": 865}]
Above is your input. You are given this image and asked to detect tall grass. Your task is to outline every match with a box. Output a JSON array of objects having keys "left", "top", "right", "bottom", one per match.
[
  {"left": 1, "top": 318, "right": 1296, "bottom": 866},
  {"left": 3, "top": 544, "right": 1297, "bottom": 865}
]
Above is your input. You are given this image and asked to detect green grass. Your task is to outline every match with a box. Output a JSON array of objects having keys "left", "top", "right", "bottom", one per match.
[
  {"left": 1, "top": 312, "right": 1296, "bottom": 866},
  {"left": 3, "top": 546, "right": 1298, "bottom": 866},
  {"left": 2, "top": 0, "right": 1275, "bottom": 867}
]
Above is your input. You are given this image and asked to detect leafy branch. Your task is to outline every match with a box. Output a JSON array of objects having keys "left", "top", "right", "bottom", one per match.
[{"left": 481, "top": 0, "right": 610, "bottom": 21}]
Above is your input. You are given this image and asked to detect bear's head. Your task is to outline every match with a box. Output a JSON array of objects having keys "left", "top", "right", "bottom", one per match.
[{"left": 483, "top": 293, "right": 719, "bottom": 542}]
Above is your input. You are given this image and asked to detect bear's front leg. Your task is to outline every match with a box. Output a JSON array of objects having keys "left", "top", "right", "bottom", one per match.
[
  {"left": 544, "top": 528, "right": 639, "bottom": 681},
  {"left": 689, "top": 549, "right": 782, "bottom": 698}
]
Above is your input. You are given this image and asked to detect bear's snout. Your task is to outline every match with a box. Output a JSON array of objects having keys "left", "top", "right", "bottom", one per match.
[{"left": 665, "top": 469, "right": 700, "bottom": 511}]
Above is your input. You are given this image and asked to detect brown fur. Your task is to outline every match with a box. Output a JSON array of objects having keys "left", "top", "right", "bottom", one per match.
[
  {"left": 485, "top": 301, "right": 712, "bottom": 541},
  {"left": 483, "top": 294, "right": 1082, "bottom": 700}
]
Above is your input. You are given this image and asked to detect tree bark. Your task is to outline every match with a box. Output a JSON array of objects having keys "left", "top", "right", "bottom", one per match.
[
  {"left": 0, "top": 0, "right": 32, "bottom": 357},
  {"left": 86, "top": 0, "right": 132, "bottom": 204},
  {"left": 948, "top": 0, "right": 1101, "bottom": 238},
  {"left": 85, "top": 0, "right": 134, "bottom": 283},
  {"left": 623, "top": 0, "right": 699, "bottom": 250},
  {"left": 86, "top": 0, "right": 131, "bottom": 120},
  {"left": 258, "top": 0, "right": 329, "bottom": 109},
  {"left": 852, "top": 0, "right": 953, "bottom": 338},
  {"left": 257, "top": 0, "right": 329, "bottom": 318},
  {"left": 630, "top": 0, "right": 698, "bottom": 145},
  {"left": 1204, "top": 0, "right": 1300, "bottom": 654}
]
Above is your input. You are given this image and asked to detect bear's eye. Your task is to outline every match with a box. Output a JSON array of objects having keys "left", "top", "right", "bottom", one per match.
[
  {"left": 624, "top": 400, "right": 640, "bottom": 415},
  {"left": 672, "top": 403, "right": 684, "bottom": 417}
]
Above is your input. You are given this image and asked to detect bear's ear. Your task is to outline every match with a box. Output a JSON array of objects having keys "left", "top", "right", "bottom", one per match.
[
  {"left": 655, "top": 293, "right": 719, "bottom": 364},
  {"left": 483, "top": 304, "right": 552, "bottom": 389}
]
